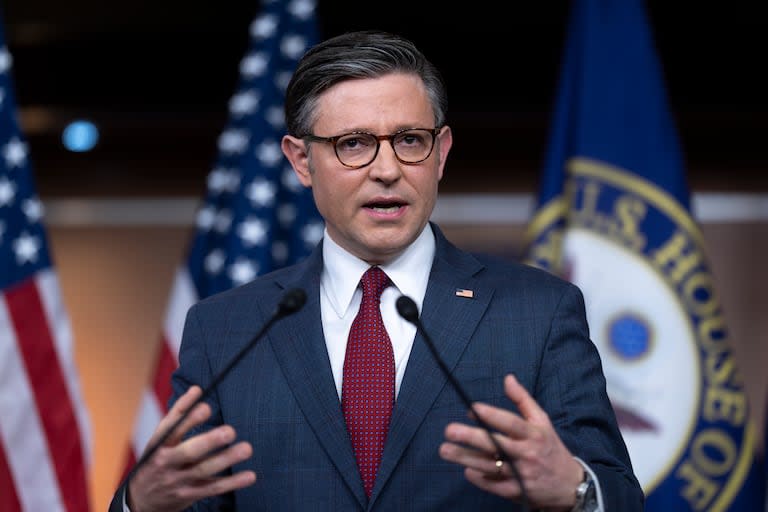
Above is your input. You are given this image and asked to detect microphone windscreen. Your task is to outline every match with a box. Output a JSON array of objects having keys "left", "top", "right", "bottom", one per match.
[
  {"left": 395, "top": 295, "right": 419, "bottom": 323},
  {"left": 278, "top": 288, "right": 307, "bottom": 315}
]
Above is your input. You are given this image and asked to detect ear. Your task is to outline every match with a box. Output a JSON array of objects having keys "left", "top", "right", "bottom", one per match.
[
  {"left": 281, "top": 135, "right": 313, "bottom": 187},
  {"left": 435, "top": 125, "right": 453, "bottom": 181}
]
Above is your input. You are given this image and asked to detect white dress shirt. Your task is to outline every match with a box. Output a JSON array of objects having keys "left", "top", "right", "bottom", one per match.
[{"left": 320, "top": 223, "right": 435, "bottom": 399}]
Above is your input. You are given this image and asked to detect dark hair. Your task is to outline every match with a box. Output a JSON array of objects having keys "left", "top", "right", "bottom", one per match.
[{"left": 284, "top": 30, "right": 448, "bottom": 137}]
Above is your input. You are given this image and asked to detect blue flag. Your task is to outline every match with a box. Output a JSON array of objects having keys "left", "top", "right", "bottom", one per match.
[
  {"left": 524, "top": 1, "right": 764, "bottom": 509},
  {"left": 121, "top": 0, "right": 323, "bottom": 480},
  {"left": 763, "top": 407, "right": 768, "bottom": 512}
]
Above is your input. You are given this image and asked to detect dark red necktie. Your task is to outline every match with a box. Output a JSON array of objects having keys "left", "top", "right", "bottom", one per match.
[{"left": 342, "top": 266, "right": 395, "bottom": 498}]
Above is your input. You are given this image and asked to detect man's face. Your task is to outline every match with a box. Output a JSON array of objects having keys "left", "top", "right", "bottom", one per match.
[{"left": 283, "top": 73, "right": 452, "bottom": 264}]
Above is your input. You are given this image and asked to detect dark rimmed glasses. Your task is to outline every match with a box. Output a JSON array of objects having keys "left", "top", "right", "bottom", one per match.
[{"left": 302, "top": 127, "right": 442, "bottom": 169}]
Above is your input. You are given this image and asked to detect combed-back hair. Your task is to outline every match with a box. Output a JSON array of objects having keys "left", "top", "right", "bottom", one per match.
[{"left": 284, "top": 30, "right": 447, "bottom": 137}]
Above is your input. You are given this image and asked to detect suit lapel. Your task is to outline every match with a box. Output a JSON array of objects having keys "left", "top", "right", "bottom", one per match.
[
  {"left": 269, "top": 246, "right": 368, "bottom": 508},
  {"left": 371, "top": 227, "right": 494, "bottom": 504}
]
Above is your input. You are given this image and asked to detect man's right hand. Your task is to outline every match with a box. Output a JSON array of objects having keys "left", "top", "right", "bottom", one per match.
[{"left": 127, "top": 386, "right": 256, "bottom": 512}]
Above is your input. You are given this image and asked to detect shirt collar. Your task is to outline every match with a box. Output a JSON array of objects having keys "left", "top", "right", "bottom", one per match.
[{"left": 322, "top": 224, "right": 436, "bottom": 318}]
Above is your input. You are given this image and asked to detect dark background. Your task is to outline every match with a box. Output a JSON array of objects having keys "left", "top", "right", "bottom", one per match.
[{"left": 2, "top": 0, "right": 766, "bottom": 198}]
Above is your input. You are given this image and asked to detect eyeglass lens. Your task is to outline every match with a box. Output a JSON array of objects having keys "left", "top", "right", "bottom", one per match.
[{"left": 335, "top": 129, "right": 435, "bottom": 167}]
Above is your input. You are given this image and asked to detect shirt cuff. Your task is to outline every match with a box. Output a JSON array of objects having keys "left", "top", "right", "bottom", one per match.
[{"left": 122, "top": 487, "right": 131, "bottom": 512}]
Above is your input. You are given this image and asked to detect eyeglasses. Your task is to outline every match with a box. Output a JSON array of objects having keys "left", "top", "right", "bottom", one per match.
[{"left": 302, "top": 127, "right": 442, "bottom": 169}]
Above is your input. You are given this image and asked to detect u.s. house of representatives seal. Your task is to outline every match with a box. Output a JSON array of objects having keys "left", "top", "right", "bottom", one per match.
[{"left": 526, "top": 157, "right": 755, "bottom": 511}]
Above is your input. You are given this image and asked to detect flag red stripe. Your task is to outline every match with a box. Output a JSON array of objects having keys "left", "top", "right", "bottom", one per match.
[
  {"left": 5, "top": 279, "right": 90, "bottom": 512},
  {"left": 0, "top": 441, "right": 21, "bottom": 512},
  {"left": 152, "top": 337, "right": 177, "bottom": 413}
]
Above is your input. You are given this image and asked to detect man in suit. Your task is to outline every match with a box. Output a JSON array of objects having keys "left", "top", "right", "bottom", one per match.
[{"left": 114, "top": 30, "right": 643, "bottom": 511}]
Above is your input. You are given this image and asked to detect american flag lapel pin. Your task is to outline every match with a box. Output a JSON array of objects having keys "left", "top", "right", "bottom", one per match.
[{"left": 455, "top": 288, "right": 474, "bottom": 299}]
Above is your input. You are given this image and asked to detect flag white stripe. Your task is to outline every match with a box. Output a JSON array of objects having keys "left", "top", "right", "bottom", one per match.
[
  {"left": 36, "top": 269, "right": 93, "bottom": 464},
  {"left": 163, "top": 268, "right": 198, "bottom": 358},
  {"left": 0, "top": 293, "right": 65, "bottom": 512},
  {"left": 131, "top": 390, "right": 165, "bottom": 456}
]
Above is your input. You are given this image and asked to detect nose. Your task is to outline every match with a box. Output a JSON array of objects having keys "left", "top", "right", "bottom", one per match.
[{"left": 367, "top": 140, "right": 403, "bottom": 183}]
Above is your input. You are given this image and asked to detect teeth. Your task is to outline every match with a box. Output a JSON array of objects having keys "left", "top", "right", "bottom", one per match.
[{"left": 371, "top": 205, "right": 400, "bottom": 213}]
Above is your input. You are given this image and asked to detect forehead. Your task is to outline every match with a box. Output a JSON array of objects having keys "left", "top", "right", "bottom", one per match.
[{"left": 312, "top": 73, "right": 434, "bottom": 134}]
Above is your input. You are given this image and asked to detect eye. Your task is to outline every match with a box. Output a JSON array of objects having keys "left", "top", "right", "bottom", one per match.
[
  {"left": 336, "top": 133, "right": 376, "bottom": 152},
  {"left": 394, "top": 130, "right": 428, "bottom": 149}
]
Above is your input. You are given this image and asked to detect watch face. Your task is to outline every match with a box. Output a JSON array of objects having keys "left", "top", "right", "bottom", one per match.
[
  {"left": 574, "top": 481, "right": 588, "bottom": 510},
  {"left": 575, "top": 474, "right": 597, "bottom": 511}
]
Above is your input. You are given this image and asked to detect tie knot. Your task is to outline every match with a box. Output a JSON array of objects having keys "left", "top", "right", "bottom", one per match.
[{"left": 361, "top": 266, "right": 390, "bottom": 299}]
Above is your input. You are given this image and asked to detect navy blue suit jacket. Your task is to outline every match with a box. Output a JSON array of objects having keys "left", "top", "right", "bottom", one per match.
[{"left": 112, "top": 224, "right": 642, "bottom": 511}]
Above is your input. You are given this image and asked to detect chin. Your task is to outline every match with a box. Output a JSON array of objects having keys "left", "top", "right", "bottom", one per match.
[{"left": 360, "top": 241, "right": 407, "bottom": 264}]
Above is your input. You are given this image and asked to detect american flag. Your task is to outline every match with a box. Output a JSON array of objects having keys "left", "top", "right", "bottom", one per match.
[
  {"left": 119, "top": 0, "right": 324, "bottom": 481},
  {"left": 0, "top": 21, "right": 93, "bottom": 512}
]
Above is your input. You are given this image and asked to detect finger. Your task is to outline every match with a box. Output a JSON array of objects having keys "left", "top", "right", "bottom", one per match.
[
  {"left": 441, "top": 423, "right": 520, "bottom": 468},
  {"left": 152, "top": 386, "right": 212, "bottom": 447},
  {"left": 177, "top": 469, "right": 257, "bottom": 504},
  {"left": 444, "top": 420, "right": 528, "bottom": 467},
  {"left": 169, "top": 385, "right": 203, "bottom": 419},
  {"left": 153, "top": 386, "right": 201, "bottom": 435},
  {"left": 181, "top": 440, "right": 254, "bottom": 482},
  {"left": 165, "top": 425, "right": 239, "bottom": 468},
  {"left": 468, "top": 401, "right": 529, "bottom": 440},
  {"left": 503, "top": 374, "right": 547, "bottom": 424},
  {"left": 164, "top": 401, "right": 213, "bottom": 446},
  {"left": 464, "top": 467, "right": 521, "bottom": 500},
  {"left": 439, "top": 441, "right": 505, "bottom": 475},
  {"left": 444, "top": 422, "right": 500, "bottom": 456}
]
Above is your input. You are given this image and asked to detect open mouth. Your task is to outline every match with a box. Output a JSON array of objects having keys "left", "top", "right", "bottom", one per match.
[{"left": 365, "top": 201, "right": 404, "bottom": 214}]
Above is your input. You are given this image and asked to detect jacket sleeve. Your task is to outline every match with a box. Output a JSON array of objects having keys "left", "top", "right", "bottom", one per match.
[{"left": 534, "top": 283, "right": 645, "bottom": 511}]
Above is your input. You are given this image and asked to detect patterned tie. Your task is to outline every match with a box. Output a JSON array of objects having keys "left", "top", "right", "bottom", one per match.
[{"left": 342, "top": 266, "right": 395, "bottom": 498}]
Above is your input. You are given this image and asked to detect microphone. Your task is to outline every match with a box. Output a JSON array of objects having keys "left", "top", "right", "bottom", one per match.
[
  {"left": 125, "top": 287, "right": 307, "bottom": 484},
  {"left": 395, "top": 295, "right": 530, "bottom": 510}
]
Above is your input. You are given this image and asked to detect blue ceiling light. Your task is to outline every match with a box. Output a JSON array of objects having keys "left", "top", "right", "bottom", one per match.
[{"left": 62, "top": 120, "right": 99, "bottom": 152}]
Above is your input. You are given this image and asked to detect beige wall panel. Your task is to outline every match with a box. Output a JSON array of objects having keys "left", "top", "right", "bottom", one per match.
[
  {"left": 47, "top": 227, "right": 191, "bottom": 511},
  {"left": 701, "top": 223, "right": 768, "bottom": 451}
]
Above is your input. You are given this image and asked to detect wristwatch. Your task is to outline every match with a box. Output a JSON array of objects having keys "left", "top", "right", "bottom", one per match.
[{"left": 571, "top": 469, "right": 597, "bottom": 512}]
